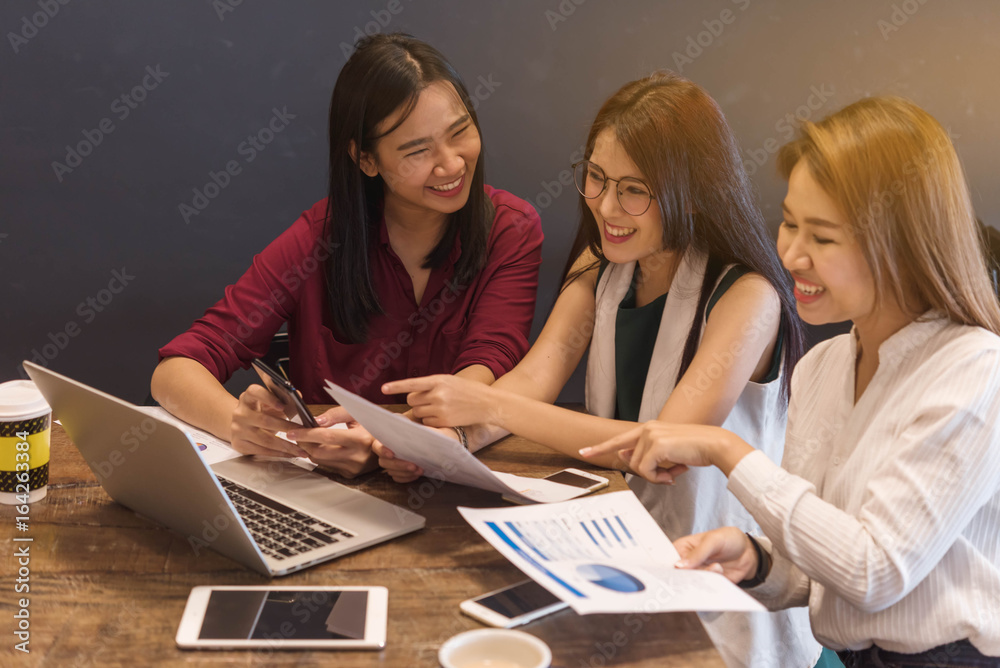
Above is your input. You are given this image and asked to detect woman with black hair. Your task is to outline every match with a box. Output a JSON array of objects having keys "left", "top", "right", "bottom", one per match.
[
  {"left": 150, "top": 34, "right": 542, "bottom": 478},
  {"left": 379, "top": 72, "right": 824, "bottom": 668}
]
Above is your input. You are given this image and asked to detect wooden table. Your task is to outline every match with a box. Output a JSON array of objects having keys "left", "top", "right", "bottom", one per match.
[{"left": 1, "top": 407, "right": 724, "bottom": 667}]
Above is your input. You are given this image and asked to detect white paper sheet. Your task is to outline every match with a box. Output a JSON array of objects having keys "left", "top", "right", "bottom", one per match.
[
  {"left": 136, "top": 406, "right": 243, "bottom": 465},
  {"left": 136, "top": 406, "right": 324, "bottom": 471},
  {"left": 323, "top": 380, "right": 593, "bottom": 504},
  {"left": 458, "top": 491, "right": 767, "bottom": 614}
]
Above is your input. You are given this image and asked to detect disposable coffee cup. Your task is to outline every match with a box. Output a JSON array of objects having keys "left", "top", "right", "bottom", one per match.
[{"left": 0, "top": 380, "right": 52, "bottom": 504}]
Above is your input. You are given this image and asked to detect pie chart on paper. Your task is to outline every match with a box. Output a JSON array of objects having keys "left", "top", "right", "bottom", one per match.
[{"left": 576, "top": 564, "right": 645, "bottom": 593}]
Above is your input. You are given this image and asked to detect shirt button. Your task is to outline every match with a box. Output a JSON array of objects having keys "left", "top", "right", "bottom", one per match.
[{"left": 833, "top": 456, "right": 841, "bottom": 466}]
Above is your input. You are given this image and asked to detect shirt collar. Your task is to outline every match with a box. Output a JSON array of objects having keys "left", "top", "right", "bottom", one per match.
[
  {"left": 850, "top": 310, "right": 949, "bottom": 367},
  {"left": 377, "top": 216, "right": 463, "bottom": 265}
]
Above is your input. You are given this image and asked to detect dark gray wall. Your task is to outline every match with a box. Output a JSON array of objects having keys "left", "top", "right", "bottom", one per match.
[{"left": 3, "top": 0, "right": 998, "bottom": 403}]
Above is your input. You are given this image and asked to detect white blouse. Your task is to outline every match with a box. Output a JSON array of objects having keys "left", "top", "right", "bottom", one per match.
[{"left": 728, "top": 314, "right": 1000, "bottom": 656}]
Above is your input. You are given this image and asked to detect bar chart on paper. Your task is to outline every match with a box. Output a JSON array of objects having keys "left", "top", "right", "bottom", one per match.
[{"left": 460, "top": 492, "right": 766, "bottom": 615}]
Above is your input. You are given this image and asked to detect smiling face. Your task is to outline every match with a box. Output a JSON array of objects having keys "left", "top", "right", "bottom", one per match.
[
  {"left": 777, "top": 160, "right": 876, "bottom": 325},
  {"left": 586, "top": 128, "right": 665, "bottom": 264},
  {"left": 360, "top": 80, "right": 481, "bottom": 222}
]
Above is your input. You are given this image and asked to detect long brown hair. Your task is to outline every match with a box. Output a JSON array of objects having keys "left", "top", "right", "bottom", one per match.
[
  {"left": 562, "top": 71, "right": 804, "bottom": 398},
  {"left": 777, "top": 96, "right": 1000, "bottom": 334}
]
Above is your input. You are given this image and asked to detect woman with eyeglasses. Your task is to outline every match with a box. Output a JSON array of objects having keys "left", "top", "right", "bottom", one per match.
[
  {"left": 584, "top": 97, "right": 1000, "bottom": 666},
  {"left": 150, "top": 34, "right": 542, "bottom": 479},
  {"left": 379, "top": 72, "right": 829, "bottom": 668}
]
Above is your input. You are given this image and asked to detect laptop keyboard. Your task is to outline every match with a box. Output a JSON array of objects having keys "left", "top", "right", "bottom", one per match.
[{"left": 219, "top": 478, "right": 355, "bottom": 561}]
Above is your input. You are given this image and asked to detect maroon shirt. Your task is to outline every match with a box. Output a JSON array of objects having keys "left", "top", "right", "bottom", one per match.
[{"left": 158, "top": 186, "right": 543, "bottom": 403}]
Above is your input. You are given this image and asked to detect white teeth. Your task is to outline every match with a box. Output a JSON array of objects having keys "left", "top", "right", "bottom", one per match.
[
  {"left": 430, "top": 177, "right": 463, "bottom": 191},
  {"left": 606, "top": 224, "right": 636, "bottom": 237},
  {"left": 795, "top": 281, "right": 825, "bottom": 296}
]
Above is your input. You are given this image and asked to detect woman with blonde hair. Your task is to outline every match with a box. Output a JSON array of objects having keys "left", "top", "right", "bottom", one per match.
[{"left": 586, "top": 96, "right": 1000, "bottom": 666}]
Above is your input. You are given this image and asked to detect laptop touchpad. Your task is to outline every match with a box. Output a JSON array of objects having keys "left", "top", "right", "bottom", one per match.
[{"left": 212, "top": 457, "right": 361, "bottom": 509}]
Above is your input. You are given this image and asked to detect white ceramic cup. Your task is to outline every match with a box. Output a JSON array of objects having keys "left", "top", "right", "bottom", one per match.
[
  {"left": 438, "top": 628, "right": 552, "bottom": 668},
  {"left": 0, "top": 380, "right": 52, "bottom": 504}
]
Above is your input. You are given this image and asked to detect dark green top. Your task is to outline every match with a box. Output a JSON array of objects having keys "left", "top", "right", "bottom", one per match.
[{"left": 598, "top": 263, "right": 782, "bottom": 422}]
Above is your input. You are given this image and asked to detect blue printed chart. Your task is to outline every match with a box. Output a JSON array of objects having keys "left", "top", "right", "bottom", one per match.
[
  {"left": 459, "top": 491, "right": 766, "bottom": 615},
  {"left": 577, "top": 564, "right": 645, "bottom": 593}
]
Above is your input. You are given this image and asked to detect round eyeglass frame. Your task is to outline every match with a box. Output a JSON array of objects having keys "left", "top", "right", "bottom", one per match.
[{"left": 571, "top": 160, "right": 656, "bottom": 216}]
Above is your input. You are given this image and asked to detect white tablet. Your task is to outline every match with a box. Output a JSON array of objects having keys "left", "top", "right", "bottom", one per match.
[{"left": 175, "top": 586, "right": 388, "bottom": 650}]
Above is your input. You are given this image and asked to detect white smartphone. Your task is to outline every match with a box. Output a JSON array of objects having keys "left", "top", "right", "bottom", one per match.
[
  {"left": 543, "top": 467, "right": 610, "bottom": 492},
  {"left": 460, "top": 580, "right": 569, "bottom": 628},
  {"left": 501, "top": 467, "right": 610, "bottom": 505},
  {"left": 176, "top": 586, "right": 387, "bottom": 650}
]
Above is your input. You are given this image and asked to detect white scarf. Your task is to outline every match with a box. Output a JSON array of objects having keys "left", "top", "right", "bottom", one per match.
[
  {"left": 587, "top": 249, "right": 709, "bottom": 424},
  {"left": 584, "top": 249, "right": 820, "bottom": 668}
]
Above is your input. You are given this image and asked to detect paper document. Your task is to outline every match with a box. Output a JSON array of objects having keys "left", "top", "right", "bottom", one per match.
[
  {"left": 323, "top": 380, "right": 595, "bottom": 504},
  {"left": 458, "top": 491, "right": 767, "bottom": 614},
  {"left": 137, "top": 406, "right": 242, "bottom": 465},
  {"left": 136, "top": 406, "right": 322, "bottom": 471}
]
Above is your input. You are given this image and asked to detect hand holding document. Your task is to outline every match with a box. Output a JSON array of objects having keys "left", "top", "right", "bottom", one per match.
[
  {"left": 323, "top": 380, "right": 598, "bottom": 504},
  {"left": 459, "top": 491, "right": 767, "bottom": 614}
]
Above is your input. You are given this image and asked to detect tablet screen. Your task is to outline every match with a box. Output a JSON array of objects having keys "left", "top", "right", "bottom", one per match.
[{"left": 198, "top": 589, "right": 368, "bottom": 640}]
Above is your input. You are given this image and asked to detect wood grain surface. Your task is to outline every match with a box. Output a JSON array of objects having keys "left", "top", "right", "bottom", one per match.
[{"left": 0, "top": 406, "right": 724, "bottom": 667}]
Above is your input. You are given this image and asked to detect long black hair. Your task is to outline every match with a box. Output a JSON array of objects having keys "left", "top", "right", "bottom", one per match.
[
  {"left": 325, "top": 33, "right": 491, "bottom": 343},
  {"left": 562, "top": 71, "right": 804, "bottom": 399}
]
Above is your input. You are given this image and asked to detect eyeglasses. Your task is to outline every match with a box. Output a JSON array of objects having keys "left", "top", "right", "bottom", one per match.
[{"left": 571, "top": 160, "right": 655, "bottom": 216}]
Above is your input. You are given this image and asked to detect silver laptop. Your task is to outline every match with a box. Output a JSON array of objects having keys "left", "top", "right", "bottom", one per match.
[{"left": 24, "top": 361, "right": 425, "bottom": 577}]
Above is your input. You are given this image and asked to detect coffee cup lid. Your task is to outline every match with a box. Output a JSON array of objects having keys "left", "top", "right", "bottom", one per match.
[{"left": 0, "top": 380, "right": 50, "bottom": 419}]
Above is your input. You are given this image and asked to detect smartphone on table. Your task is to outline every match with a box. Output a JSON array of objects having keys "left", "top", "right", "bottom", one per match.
[
  {"left": 460, "top": 579, "right": 569, "bottom": 628},
  {"left": 251, "top": 358, "right": 319, "bottom": 428},
  {"left": 542, "top": 467, "right": 609, "bottom": 493},
  {"left": 176, "top": 586, "right": 388, "bottom": 649},
  {"left": 502, "top": 467, "right": 610, "bottom": 505}
]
